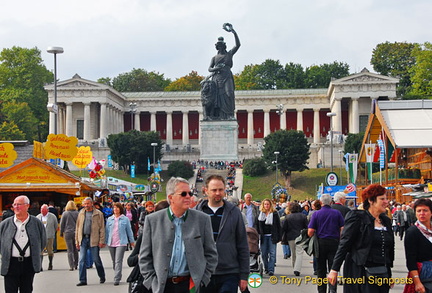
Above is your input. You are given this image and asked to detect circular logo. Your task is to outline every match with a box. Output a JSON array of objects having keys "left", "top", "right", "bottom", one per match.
[
  {"left": 248, "top": 273, "right": 262, "bottom": 288},
  {"left": 150, "top": 182, "right": 159, "bottom": 193},
  {"left": 326, "top": 172, "right": 339, "bottom": 186}
]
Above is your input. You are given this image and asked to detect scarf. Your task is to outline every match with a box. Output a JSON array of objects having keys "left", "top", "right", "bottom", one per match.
[
  {"left": 258, "top": 211, "right": 273, "bottom": 225},
  {"left": 415, "top": 220, "right": 432, "bottom": 243}
]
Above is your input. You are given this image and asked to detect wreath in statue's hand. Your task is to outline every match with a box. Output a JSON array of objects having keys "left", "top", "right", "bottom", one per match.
[{"left": 223, "top": 23, "right": 234, "bottom": 32}]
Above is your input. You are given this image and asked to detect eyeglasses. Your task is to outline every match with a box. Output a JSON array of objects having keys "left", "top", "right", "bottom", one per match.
[{"left": 177, "top": 191, "right": 193, "bottom": 197}]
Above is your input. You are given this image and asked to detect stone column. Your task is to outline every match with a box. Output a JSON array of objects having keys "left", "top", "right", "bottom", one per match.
[
  {"left": 150, "top": 111, "right": 157, "bottom": 132},
  {"left": 83, "top": 102, "right": 91, "bottom": 141},
  {"left": 247, "top": 110, "right": 254, "bottom": 146},
  {"left": 198, "top": 111, "right": 203, "bottom": 147},
  {"left": 280, "top": 111, "right": 286, "bottom": 130},
  {"left": 333, "top": 98, "right": 342, "bottom": 133},
  {"left": 65, "top": 103, "right": 73, "bottom": 136},
  {"left": 166, "top": 111, "right": 173, "bottom": 146},
  {"left": 49, "top": 112, "right": 55, "bottom": 134},
  {"left": 182, "top": 111, "right": 189, "bottom": 145},
  {"left": 263, "top": 109, "right": 270, "bottom": 137},
  {"left": 313, "top": 108, "right": 321, "bottom": 144},
  {"left": 351, "top": 98, "right": 359, "bottom": 134},
  {"left": 100, "top": 103, "right": 107, "bottom": 138},
  {"left": 135, "top": 112, "right": 140, "bottom": 131},
  {"left": 297, "top": 108, "right": 303, "bottom": 132}
]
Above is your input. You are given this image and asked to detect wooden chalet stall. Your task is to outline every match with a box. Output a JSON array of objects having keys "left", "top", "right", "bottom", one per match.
[
  {"left": 0, "top": 157, "right": 98, "bottom": 211},
  {"left": 358, "top": 100, "right": 432, "bottom": 203}
]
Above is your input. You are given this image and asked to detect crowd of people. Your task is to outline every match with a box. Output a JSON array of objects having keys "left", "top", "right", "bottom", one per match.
[{"left": 0, "top": 179, "right": 430, "bottom": 293}]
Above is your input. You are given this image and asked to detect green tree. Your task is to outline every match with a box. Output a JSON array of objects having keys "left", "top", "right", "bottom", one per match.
[
  {"left": 304, "top": 61, "right": 350, "bottom": 88},
  {"left": 235, "top": 64, "right": 262, "bottom": 90},
  {"left": 107, "top": 130, "right": 163, "bottom": 174},
  {"left": 282, "top": 62, "right": 305, "bottom": 89},
  {"left": 167, "top": 161, "right": 194, "bottom": 179},
  {"left": 343, "top": 133, "right": 364, "bottom": 155},
  {"left": 164, "top": 71, "right": 204, "bottom": 91},
  {"left": 370, "top": 41, "right": 418, "bottom": 97},
  {"left": 111, "top": 68, "right": 171, "bottom": 92},
  {"left": 262, "top": 130, "right": 310, "bottom": 188},
  {"left": 243, "top": 158, "right": 268, "bottom": 177},
  {"left": 409, "top": 42, "right": 432, "bottom": 97},
  {"left": 0, "top": 46, "right": 53, "bottom": 141},
  {"left": 0, "top": 121, "right": 25, "bottom": 140},
  {"left": 2, "top": 102, "right": 38, "bottom": 141},
  {"left": 97, "top": 77, "right": 112, "bottom": 87}
]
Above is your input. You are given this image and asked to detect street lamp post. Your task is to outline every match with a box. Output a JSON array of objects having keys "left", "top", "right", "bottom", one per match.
[
  {"left": 47, "top": 46, "right": 64, "bottom": 135},
  {"left": 338, "top": 149, "right": 344, "bottom": 183},
  {"left": 326, "top": 112, "right": 337, "bottom": 172},
  {"left": 151, "top": 143, "right": 158, "bottom": 173},
  {"left": 274, "top": 151, "right": 280, "bottom": 183}
]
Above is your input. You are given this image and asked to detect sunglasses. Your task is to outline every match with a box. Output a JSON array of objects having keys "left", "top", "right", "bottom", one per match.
[{"left": 178, "top": 191, "right": 193, "bottom": 197}]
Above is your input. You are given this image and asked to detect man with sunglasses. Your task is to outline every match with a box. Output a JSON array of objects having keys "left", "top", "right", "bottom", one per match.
[
  {"left": 196, "top": 175, "right": 249, "bottom": 293},
  {"left": 139, "top": 177, "right": 218, "bottom": 293}
]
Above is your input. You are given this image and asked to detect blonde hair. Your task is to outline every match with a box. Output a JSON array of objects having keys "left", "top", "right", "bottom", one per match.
[
  {"left": 259, "top": 198, "right": 275, "bottom": 213},
  {"left": 65, "top": 200, "right": 77, "bottom": 211}
]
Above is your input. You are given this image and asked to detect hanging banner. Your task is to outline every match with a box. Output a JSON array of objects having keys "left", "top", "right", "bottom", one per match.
[
  {"left": 44, "top": 134, "right": 78, "bottom": 161},
  {"left": 72, "top": 146, "right": 93, "bottom": 169},
  {"left": 365, "top": 144, "right": 375, "bottom": 181},
  {"left": 348, "top": 154, "right": 358, "bottom": 184},
  {"left": 377, "top": 139, "right": 386, "bottom": 170}
]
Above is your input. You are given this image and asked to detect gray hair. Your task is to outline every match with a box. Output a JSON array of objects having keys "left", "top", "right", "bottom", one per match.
[
  {"left": 166, "top": 177, "right": 190, "bottom": 202},
  {"left": 17, "top": 195, "right": 30, "bottom": 204},
  {"left": 321, "top": 194, "right": 333, "bottom": 206},
  {"left": 41, "top": 204, "right": 48, "bottom": 209},
  {"left": 83, "top": 197, "right": 93, "bottom": 203},
  {"left": 333, "top": 192, "right": 346, "bottom": 204}
]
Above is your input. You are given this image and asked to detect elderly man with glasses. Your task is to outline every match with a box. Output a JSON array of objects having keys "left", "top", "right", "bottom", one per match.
[{"left": 139, "top": 177, "right": 218, "bottom": 293}]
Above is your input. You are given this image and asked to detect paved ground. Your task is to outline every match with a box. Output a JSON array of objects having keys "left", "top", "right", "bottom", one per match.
[{"left": 0, "top": 236, "right": 409, "bottom": 292}]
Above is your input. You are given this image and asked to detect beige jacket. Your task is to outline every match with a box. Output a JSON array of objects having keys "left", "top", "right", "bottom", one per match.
[{"left": 75, "top": 208, "right": 105, "bottom": 247}]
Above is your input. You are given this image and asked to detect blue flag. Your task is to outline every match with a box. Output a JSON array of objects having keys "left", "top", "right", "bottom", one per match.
[{"left": 147, "top": 157, "right": 151, "bottom": 171}]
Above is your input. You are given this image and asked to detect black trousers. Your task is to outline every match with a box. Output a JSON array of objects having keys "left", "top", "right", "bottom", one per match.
[
  {"left": 317, "top": 238, "right": 339, "bottom": 293},
  {"left": 163, "top": 279, "right": 189, "bottom": 293},
  {"left": 4, "top": 257, "right": 35, "bottom": 293}
]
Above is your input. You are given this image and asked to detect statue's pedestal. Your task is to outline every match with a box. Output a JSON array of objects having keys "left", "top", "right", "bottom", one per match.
[{"left": 200, "top": 120, "right": 238, "bottom": 161}]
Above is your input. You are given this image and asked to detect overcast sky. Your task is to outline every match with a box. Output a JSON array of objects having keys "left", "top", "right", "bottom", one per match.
[{"left": 2, "top": 0, "right": 430, "bottom": 82}]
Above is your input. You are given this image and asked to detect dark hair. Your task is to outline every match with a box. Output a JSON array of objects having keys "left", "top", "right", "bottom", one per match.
[
  {"left": 155, "top": 200, "right": 169, "bottom": 211},
  {"left": 113, "top": 202, "right": 124, "bottom": 214},
  {"left": 205, "top": 174, "right": 225, "bottom": 187},
  {"left": 362, "top": 184, "right": 387, "bottom": 210},
  {"left": 312, "top": 200, "right": 322, "bottom": 210},
  {"left": 414, "top": 198, "right": 432, "bottom": 213},
  {"left": 289, "top": 202, "right": 302, "bottom": 213}
]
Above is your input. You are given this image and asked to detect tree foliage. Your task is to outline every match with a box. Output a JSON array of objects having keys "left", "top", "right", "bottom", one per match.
[
  {"left": 167, "top": 160, "right": 194, "bottom": 179},
  {"left": 0, "top": 46, "right": 53, "bottom": 141},
  {"left": 107, "top": 130, "right": 163, "bottom": 174},
  {"left": 262, "top": 130, "right": 310, "bottom": 187},
  {"left": 164, "top": 71, "right": 204, "bottom": 91},
  {"left": 243, "top": 158, "right": 268, "bottom": 177},
  {"left": 235, "top": 59, "right": 349, "bottom": 90},
  {"left": 109, "top": 68, "right": 171, "bottom": 92},
  {"left": 371, "top": 41, "right": 418, "bottom": 97},
  {"left": 343, "top": 133, "right": 364, "bottom": 155},
  {"left": 409, "top": 42, "right": 432, "bottom": 97}
]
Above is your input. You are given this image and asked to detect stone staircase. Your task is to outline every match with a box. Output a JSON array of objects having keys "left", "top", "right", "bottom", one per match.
[{"left": 191, "top": 168, "right": 229, "bottom": 198}]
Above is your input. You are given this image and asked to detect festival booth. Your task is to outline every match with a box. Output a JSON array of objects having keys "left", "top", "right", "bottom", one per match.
[
  {"left": 0, "top": 157, "right": 99, "bottom": 209},
  {"left": 357, "top": 100, "right": 432, "bottom": 203}
]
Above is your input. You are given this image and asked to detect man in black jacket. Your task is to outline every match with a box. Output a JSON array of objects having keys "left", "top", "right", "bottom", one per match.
[
  {"left": 196, "top": 175, "right": 249, "bottom": 293},
  {"left": 331, "top": 192, "right": 350, "bottom": 218}
]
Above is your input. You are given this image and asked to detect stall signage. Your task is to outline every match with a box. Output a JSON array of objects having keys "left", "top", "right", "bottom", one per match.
[
  {"left": 44, "top": 134, "right": 78, "bottom": 161},
  {"left": 0, "top": 143, "right": 18, "bottom": 168}
]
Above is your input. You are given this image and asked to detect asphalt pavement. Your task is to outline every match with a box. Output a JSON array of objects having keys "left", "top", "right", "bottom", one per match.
[{"left": 0, "top": 236, "right": 409, "bottom": 292}]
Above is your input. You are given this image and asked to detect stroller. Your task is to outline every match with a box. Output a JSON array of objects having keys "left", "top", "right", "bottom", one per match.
[{"left": 246, "top": 227, "right": 263, "bottom": 275}]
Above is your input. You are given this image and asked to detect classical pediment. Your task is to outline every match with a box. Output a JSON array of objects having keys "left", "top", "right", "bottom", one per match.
[
  {"left": 332, "top": 68, "right": 399, "bottom": 85},
  {"left": 45, "top": 74, "right": 110, "bottom": 90}
]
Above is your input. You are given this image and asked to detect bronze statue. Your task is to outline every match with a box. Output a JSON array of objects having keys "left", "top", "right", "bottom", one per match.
[{"left": 201, "top": 23, "right": 240, "bottom": 121}]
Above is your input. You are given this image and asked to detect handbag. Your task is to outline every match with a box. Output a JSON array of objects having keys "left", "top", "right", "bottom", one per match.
[{"left": 364, "top": 266, "right": 388, "bottom": 278}]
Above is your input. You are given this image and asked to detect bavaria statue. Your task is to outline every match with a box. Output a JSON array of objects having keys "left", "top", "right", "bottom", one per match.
[{"left": 201, "top": 23, "right": 240, "bottom": 121}]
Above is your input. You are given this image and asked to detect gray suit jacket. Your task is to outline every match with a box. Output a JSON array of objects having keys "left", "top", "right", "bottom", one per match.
[
  {"left": 139, "top": 208, "right": 218, "bottom": 293},
  {"left": 36, "top": 212, "right": 58, "bottom": 239}
]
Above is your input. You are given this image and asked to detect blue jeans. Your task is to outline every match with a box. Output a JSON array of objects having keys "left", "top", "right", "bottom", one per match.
[
  {"left": 78, "top": 237, "right": 105, "bottom": 283},
  {"left": 260, "top": 235, "right": 276, "bottom": 273},
  {"left": 282, "top": 244, "right": 291, "bottom": 257},
  {"left": 86, "top": 249, "right": 93, "bottom": 268}
]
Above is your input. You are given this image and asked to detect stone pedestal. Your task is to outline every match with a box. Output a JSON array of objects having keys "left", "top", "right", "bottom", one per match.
[{"left": 200, "top": 120, "right": 238, "bottom": 161}]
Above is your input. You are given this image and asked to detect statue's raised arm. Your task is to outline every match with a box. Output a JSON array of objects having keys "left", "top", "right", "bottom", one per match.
[{"left": 201, "top": 23, "right": 240, "bottom": 121}]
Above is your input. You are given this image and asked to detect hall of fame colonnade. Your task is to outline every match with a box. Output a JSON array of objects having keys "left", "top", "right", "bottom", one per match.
[{"left": 45, "top": 69, "right": 398, "bottom": 166}]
